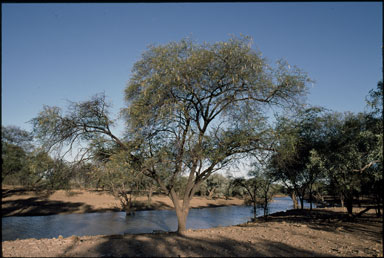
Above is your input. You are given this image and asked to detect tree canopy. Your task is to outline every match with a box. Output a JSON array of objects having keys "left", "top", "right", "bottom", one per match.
[
  {"left": 30, "top": 36, "right": 311, "bottom": 233},
  {"left": 122, "top": 36, "right": 311, "bottom": 232}
]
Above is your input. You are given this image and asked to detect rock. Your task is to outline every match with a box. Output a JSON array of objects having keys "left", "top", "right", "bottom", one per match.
[{"left": 58, "top": 235, "right": 63, "bottom": 240}]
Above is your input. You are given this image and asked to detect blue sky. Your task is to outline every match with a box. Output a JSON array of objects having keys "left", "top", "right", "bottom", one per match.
[{"left": 2, "top": 3, "right": 383, "bottom": 138}]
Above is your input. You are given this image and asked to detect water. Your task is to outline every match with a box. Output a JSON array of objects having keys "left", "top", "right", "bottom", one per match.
[{"left": 2, "top": 196, "right": 314, "bottom": 241}]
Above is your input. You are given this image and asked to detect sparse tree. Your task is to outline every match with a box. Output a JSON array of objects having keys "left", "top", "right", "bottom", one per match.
[
  {"left": 123, "top": 36, "right": 310, "bottom": 232},
  {"left": 233, "top": 176, "right": 261, "bottom": 221},
  {"left": 31, "top": 36, "right": 310, "bottom": 233}
]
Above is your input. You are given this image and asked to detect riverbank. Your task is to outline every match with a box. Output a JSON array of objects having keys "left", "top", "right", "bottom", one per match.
[
  {"left": 2, "top": 208, "right": 382, "bottom": 257},
  {"left": 2, "top": 186, "right": 246, "bottom": 217}
]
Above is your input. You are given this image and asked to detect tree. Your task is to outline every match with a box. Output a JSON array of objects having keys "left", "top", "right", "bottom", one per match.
[
  {"left": 317, "top": 81, "right": 382, "bottom": 216},
  {"left": 2, "top": 125, "right": 34, "bottom": 151},
  {"left": 269, "top": 107, "right": 328, "bottom": 210},
  {"left": 124, "top": 36, "right": 311, "bottom": 232},
  {"left": 2, "top": 126, "right": 33, "bottom": 184},
  {"left": 2, "top": 141, "right": 28, "bottom": 184},
  {"left": 252, "top": 170, "right": 276, "bottom": 218},
  {"left": 318, "top": 112, "right": 380, "bottom": 216},
  {"left": 205, "top": 174, "right": 228, "bottom": 199},
  {"left": 225, "top": 176, "right": 246, "bottom": 199},
  {"left": 233, "top": 166, "right": 275, "bottom": 221},
  {"left": 305, "top": 149, "right": 326, "bottom": 210},
  {"left": 2, "top": 125, "right": 70, "bottom": 190},
  {"left": 233, "top": 176, "right": 260, "bottom": 221},
  {"left": 365, "top": 80, "right": 383, "bottom": 216},
  {"left": 100, "top": 151, "right": 144, "bottom": 215},
  {"left": 32, "top": 36, "right": 310, "bottom": 233},
  {"left": 365, "top": 80, "right": 383, "bottom": 118}
]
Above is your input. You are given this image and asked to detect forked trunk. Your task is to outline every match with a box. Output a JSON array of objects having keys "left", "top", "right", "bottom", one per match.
[
  {"left": 169, "top": 188, "right": 193, "bottom": 234},
  {"left": 175, "top": 206, "right": 189, "bottom": 233},
  {"left": 207, "top": 188, "right": 215, "bottom": 200}
]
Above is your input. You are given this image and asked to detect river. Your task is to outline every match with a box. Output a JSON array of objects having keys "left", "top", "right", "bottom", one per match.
[{"left": 2, "top": 196, "right": 314, "bottom": 241}]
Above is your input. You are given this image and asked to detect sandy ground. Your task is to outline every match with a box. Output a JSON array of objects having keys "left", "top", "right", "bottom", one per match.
[
  {"left": 2, "top": 186, "right": 244, "bottom": 217},
  {"left": 2, "top": 186, "right": 383, "bottom": 257}
]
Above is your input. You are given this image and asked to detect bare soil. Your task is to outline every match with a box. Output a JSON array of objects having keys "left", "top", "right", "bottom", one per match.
[
  {"left": 2, "top": 186, "right": 244, "bottom": 217},
  {"left": 2, "top": 186, "right": 383, "bottom": 257}
]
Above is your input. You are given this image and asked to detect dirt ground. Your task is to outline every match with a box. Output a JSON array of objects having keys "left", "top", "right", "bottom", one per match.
[
  {"left": 2, "top": 186, "right": 383, "bottom": 257},
  {"left": 2, "top": 186, "right": 245, "bottom": 217}
]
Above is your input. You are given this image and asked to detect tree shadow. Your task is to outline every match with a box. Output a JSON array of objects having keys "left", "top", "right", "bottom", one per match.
[
  {"left": 2, "top": 188, "right": 27, "bottom": 198},
  {"left": 256, "top": 208, "right": 383, "bottom": 239},
  {"left": 1, "top": 197, "right": 93, "bottom": 216},
  {"left": 1, "top": 187, "right": 54, "bottom": 198},
  {"left": 1, "top": 197, "right": 123, "bottom": 216},
  {"left": 61, "top": 231, "right": 333, "bottom": 257}
]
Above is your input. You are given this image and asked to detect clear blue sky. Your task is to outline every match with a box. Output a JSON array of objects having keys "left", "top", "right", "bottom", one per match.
[{"left": 2, "top": 3, "right": 383, "bottom": 137}]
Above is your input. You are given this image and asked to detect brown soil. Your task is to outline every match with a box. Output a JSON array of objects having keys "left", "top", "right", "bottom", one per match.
[
  {"left": 2, "top": 186, "right": 245, "bottom": 217},
  {"left": 2, "top": 186, "right": 383, "bottom": 257}
]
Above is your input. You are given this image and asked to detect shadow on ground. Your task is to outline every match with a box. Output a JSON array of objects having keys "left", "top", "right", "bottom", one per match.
[
  {"left": 61, "top": 232, "right": 332, "bottom": 257},
  {"left": 253, "top": 208, "right": 383, "bottom": 240},
  {"left": 1, "top": 198, "right": 120, "bottom": 217}
]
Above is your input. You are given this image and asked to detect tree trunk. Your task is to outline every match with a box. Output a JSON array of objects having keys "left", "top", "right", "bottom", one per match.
[
  {"left": 169, "top": 187, "right": 194, "bottom": 234},
  {"left": 300, "top": 197, "right": 304, "bottom": 210},
  {"left": 346, "top": 197, "right": 353, "bottom": 216},
  {"left": 207, "top": 188, "right": 215, "bottom": 200},
  {"left": 309, "top": 188, "right": 313, "bottom": 211},
  {"left": 291, "top": 191, "right": 299, "bottom": 209},
  {"left": 357, "top": 193, "right": 361, "bottom": 208},
  {"left": 340, "top": 193, "right": 345, "bottom": 207},
  {"left": 264, "top": 195, "right": 268, "bottom": 217},
  {"left": 147, "top": 185, "right": 153, "bottom": 205},
  {"left": 253, "top": 201, "right": 257, "bottom": 221},
  {"left": 375, "top": 192, "right": 382, "bottom": 217},
  {"left": 174, "top": 205, "right": 189, "bottom": 233}
]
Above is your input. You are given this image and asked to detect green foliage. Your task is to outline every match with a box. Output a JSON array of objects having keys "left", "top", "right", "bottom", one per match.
[
  {"left": 2, "top": 143, "right": 28, "bottom": 184},
  {"left": 317, "top": 111, "right": 382, "bottom": 214},
  {"left": 2, "top": 126, "right": 34, "bottom": 151},
  {"left": 2, "top": 126, "right": 33, "bottom": 184},
  {"left": 30, "top": 93, "right": 126, "bottom": 158},
  {"left": 365, "top": 80, "right": 383, "bottom": 118},
  {"left": 30, "top": 35, "right": 310, "bottom": 232},
  {"left": 269, "top": 106, "right": 328, "bottom": 208},
  {"left": 205, "top": 174, "right": 229, "bottom": 199},
  {"left": 233, "top": 166, "right": 276, "bottom": 219},
  {"left": 123, "top": 35, "right": 310, "bottom": 202},
  {"left": 2, "top": 125, "right": 73, "bottom": 190}
]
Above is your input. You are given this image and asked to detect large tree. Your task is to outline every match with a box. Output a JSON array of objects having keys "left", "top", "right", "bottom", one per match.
[
  {"left": 269, "top": 107, "right": 328, "bottom": 209},
  {"left": 31, "top": 36, "right": 310, "bottom": 233},
  {"left": 319, "top": 111, "right": 381, "bottom": 216}
]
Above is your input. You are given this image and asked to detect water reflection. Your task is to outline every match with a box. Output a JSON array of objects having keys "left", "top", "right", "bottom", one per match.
[{"left": 2, "top": 196, "right": 314, "bottom": 241}]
